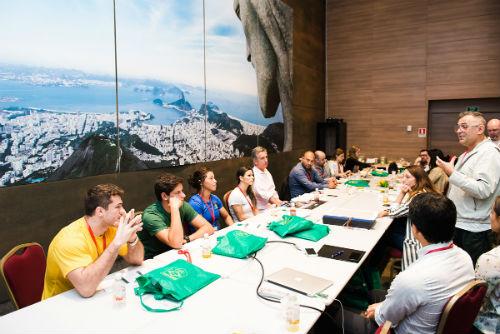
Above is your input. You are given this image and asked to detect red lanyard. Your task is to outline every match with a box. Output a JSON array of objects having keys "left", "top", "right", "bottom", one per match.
[
  {"left": 199, "top": 194, "right": 215, "bottom": 223},
  {"left": 305, "top": 171, "right": 312, "bottom": 181},
  {"left": 425, "top": 242, "right": 453, "bottom": 255},
  {"left": 86, "top": 219, "right": 106, "bottom": 255},
  {"left": 238, "top": 186, "right": 255, "bottom": 211}
]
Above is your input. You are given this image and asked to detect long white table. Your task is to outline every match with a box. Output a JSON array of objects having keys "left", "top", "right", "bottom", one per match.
[{"left": 0, "top": 181, "right": 396, "bottom": 334}]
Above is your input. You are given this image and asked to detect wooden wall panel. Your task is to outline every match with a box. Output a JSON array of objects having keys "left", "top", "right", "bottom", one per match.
[
  {"left": 427, "top": 0, "right": 500, "bottom": 21},
  {"left": 427, "top": 37, "right": 500, "bottom": 65},
  {"left": 426, "top": 82, "right": 500, "bottom": 100},
  {"left": 427, "top": 61, "right": 500, "bottom": 85},
  {"left": 327, "top": 0, "right": 500, "bottom": 160},
  {"left": 427, "top": 14, "right": 500, "bottom": 44},
  {"left": 287, "top": 0, "right": 326, "bottom": 150}
]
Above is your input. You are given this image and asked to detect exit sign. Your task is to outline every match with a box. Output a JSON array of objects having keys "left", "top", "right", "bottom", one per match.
[{"left": 466, "top": 106, "right": 480, "bottom": 112}]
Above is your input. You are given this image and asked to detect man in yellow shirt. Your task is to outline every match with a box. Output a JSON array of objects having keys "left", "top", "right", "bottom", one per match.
[{"left": 42, "top": 184, "right": 144, "bottom": 299}]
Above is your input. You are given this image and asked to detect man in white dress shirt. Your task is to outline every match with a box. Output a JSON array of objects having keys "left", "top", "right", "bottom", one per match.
[
  {"left": 251, "top": 146, "right": 282, "bottom": 210},
  {"left": 339, "top": 193, "right": 475, "bottom": 334},
  {"left": 365, "top": 193, "right": 475, "bottom": 334}
]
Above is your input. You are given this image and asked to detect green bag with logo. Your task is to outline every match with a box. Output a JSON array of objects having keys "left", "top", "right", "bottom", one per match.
[
  {"left": 134, "top": 259, "right": 220, "bottom": 312},
  {"left": 345, "top": 179, "right": 370, "bottom": 187},
  {"left": 212, "top": 230, "right": 267, "bottom": 259},
  {"left": 289, "top": 223, "right": 330, "bottom": 241},
  {"left": 268, "top": 215, "right": 314, "bottom": 238},
  {"left": 371, "top": 170, "right": 389, "bottom": 177}
]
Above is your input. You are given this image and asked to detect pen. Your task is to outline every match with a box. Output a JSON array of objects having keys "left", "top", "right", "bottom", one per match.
[
  {"left": 332, "top": 250, "right": 344, "bottom": 258},
  {"left": 121, "top": 276, "right": 130, "bottom": 284}
]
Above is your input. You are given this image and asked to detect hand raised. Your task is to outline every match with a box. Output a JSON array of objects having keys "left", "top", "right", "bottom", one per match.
[
  {"left": 436, "top": 156, "right": 456, "bottom": 176},
  {"left": 400, "top": 184, "right": 412, "bottom": 194},
  {"left": 113, "top": 209, "right": 143, "bottom": 247}
]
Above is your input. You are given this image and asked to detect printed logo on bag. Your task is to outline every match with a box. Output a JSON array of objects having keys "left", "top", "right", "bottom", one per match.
[
  {"left": 233, "top": 230, "right": 249, "bottom": 238},
  {"left": 161, "top": 267, "right": 188, "bottom": 280}
]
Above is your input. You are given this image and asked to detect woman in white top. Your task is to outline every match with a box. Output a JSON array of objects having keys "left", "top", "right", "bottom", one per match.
[
  {"left": 228, "top": 167, "right": 259, "bottom": 222},
  {"left": 328, "top": 148, "right": 351, "bottom": 178}
]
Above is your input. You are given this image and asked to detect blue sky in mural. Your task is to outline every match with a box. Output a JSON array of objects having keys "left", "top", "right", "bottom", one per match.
[{"left": 211, "top": 25, "right": 239, "bottom": 37}]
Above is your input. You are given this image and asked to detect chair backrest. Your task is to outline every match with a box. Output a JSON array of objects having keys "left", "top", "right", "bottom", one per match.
[
  {"left": 223, "top": 190, "right": 232, "bottom": 211},
  {"left": 436, "top": 279, "right": 488, "bottom": 334},
  {"left": 278, "top": 175, "right": 291, "bottom": 201},
  {"left": 0, "top": 242, "right": 46, "bottom": 309}
]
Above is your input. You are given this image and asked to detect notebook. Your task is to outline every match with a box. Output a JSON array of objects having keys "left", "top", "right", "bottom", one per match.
[{"left": 265, "top": 268, "right": 333, "bottom": 296}]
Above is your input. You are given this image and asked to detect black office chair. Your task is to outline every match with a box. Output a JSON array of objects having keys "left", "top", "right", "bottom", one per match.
[{"left": 279, "top": 176, "right": 291, "bottom": 201}]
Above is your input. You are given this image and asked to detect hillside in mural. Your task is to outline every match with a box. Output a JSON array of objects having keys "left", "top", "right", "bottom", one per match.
[{"left": 0, "top": 66, "right": 283, "bottom": 186}]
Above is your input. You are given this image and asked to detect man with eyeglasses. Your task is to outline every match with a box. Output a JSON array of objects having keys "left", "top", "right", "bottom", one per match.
[
  {"left": 437, "top": 111, "right": 500, "bottom": 264},
  {"left": 414, "top": 149, "right": 431, "bottom": 172}
]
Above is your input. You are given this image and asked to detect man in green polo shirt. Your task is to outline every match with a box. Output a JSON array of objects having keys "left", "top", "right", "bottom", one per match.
[{"left": 139, "top": 173, "right": 215, "bottom": 259}]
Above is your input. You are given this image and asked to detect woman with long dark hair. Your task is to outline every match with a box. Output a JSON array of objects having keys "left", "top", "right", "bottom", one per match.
[
  {"left": 227, "top": 167, "right": 258, "bottom": 222},
  {"left": 427, "top": 148, "right": 449, "bottom": 194},
  {"left": 379, "top": 165, "right": 437, "bottom": 269},
  {"left": 328, "top": 148, "right": 351, "bottom": 178},
  {"left": 344, "top": 145, "right": 371, "bottom": 172},
  {"left": 188, "top": 167, "right": 234, "bottom": 231}
]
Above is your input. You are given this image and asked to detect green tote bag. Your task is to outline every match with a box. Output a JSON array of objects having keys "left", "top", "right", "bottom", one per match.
[
  {"left": 212, "top": 230, "right": 268, "bottom": 259},
  {"left": 134, "top": 259, "right": 220, "bottom": 312},
  {"left": 268, "top": 215, "right": 314, "bottom": 237},
  {"left": 289, "top": 223, "right": 330, "bottom": 241}
]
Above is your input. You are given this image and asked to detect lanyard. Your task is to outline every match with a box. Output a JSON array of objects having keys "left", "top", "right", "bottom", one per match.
[
  {"left": 86, "top": 219, "right": 106, "bottom": 255},
  {"left": 238, "top": 186, "right": 255, "bottom": 211},
  {"left": 199, "top": 194, "right": 216, "bottom": 223},
  {"left": 425, "top": 242, "right": 453, "bottom": 255},
  {"left": 305, "top": 170, "right": 312, "bottom": 181}
]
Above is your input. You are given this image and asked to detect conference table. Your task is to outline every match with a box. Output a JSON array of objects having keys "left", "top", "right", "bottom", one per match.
[{"left": 0, "top": 177, "right": 397, "bottom": 334}]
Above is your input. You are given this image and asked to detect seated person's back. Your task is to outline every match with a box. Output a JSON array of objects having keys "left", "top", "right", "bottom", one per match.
[{"left": 372, "top": 193, "right": 475, "bottom": 334}]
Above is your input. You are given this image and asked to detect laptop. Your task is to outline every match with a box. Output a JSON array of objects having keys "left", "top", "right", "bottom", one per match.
[{"left": 265, "top": 268, "right": 333, "bottom": 296}]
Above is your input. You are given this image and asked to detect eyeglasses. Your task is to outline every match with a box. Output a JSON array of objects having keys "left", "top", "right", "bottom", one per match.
[{"left": 454, "top": 123, "right": 480, "bottom": 131}]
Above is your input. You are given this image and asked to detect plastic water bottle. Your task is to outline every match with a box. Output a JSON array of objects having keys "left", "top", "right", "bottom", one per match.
[
  {"left": 283, "top": 294, "right": 300, "bottom": 332},
  {"left": 289, "top": 202, "right": 297, "bottom": 216},
  {"left": 112, "top": 273, "right": 126, "bottom": 305},
  {"left": 201, "top": 233, "right": 212, "bottom": 258},
  {"left": 314, "top": 188, "right": 320, "bottom": 202}
]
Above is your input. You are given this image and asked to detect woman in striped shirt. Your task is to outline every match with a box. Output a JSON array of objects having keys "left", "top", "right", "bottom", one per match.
[{"left": 379, "top": 165, "right": 437, "bottom": 269}]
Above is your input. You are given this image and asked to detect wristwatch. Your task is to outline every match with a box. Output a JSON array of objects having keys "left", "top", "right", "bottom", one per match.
[
  {"left": 184, "top": 235, "right": 190, "bottom": 243},
  {"left": 127, "top": 236, "right": 139, "bottom": 247}
]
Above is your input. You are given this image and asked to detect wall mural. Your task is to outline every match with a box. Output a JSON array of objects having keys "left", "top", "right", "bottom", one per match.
[{"left": 0, "top": 0, "right": 292, "bottom": 187}]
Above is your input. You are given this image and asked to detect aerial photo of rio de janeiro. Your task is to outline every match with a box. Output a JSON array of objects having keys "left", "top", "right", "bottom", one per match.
[{"left": 0, "top": 0, "right": 284, "bottom": 187}]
